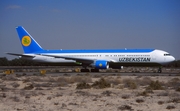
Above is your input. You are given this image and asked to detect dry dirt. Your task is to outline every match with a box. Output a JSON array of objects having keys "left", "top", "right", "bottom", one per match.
[{"left": 0, "top": 73, "right": 180, "bottom": 111}]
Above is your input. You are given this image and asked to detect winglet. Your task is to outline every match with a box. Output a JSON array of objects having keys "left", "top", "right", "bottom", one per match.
[{"left": 16, "top": 26, "right": 44, "bottom": 53}]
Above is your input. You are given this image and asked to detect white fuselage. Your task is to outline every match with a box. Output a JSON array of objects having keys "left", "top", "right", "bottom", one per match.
[{"left": 22, "top": 49, "right": 175, "bottom": 66}]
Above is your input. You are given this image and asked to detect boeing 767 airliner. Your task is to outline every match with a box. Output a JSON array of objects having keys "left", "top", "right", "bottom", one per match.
[{"left": 7, "top": 26, "right": 175, "bottom": 72}]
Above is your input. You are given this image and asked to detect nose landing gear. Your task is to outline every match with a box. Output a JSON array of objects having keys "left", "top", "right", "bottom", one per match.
[{"left": 158, "top": 67, "right": 162, "bottom": 73}]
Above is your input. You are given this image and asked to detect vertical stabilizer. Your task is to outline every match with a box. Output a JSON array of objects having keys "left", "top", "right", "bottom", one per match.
[{"left": 16, "top": 26, "right": 44, "bottom": 53}]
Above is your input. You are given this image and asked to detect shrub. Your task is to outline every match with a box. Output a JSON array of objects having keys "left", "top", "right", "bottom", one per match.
[
  {"left": 145, "top": 87, "right": 154, "bottom": 93},
  {"left": 168, "top": 97, "right": 180, "bottom": 103},
  {"left": 76, "top": 82, "right": 91, "bottom": 89},
  {"left": 166, "top": 105, "right": 175, "bottom": 109},
  {"left": 172, "top": 77, "right": 180, "bottom": 81},
  {"left": 158, "top": 101, "right": 164, "bottom": 105},
  {"left": 92, "top": 74, "right": 102, "bottom": 78},
  {"left": 69, "top": 102, "right": 78, "bottom": 105},
  {"left": 69, "top": 76, "right": 92, "bottom": 83},
  {"left": 75, "top": 91, "right": 90, "bottom": 96},
  {"left": 11, "top": 96, "right": 20, "bottom": 102},
  {"left": 54, "top": 93, "right": 63, "bottom": 97},
  {"left": 123, "top": 78, "right": 137, "bottom": 89},
  {"left": 167, "top": 78, "right": 180, "bottom": 89},
  {"left": 35, "top": 87, "right": 44, "bottom": 90},
  {"left": 56, "top": 77, "right": 69, "bottom": 86},
  {"left": 101, "top": 90, "right": 112, "bottom": 96},
  {"left": 118, "top": 105, "right": 132, "bottom": 110},
  {"left": 24, "top": 84, "right": 34, "bottom": 90},
  {"left": 91, "top": 78, "right": 110, "bottom": 89},
  {"left": 16, "top": 74, "right": 23, "bottom": 77},
  {"left": 23, "top": 77, "right": 31, "bottom": 83},
  {"left": 11, "top": 82, "right": 20, "bottom": 88},
  {"left": 2, "top": 75, "right": 18, "bottom": 81},
  {"left": 106, "top": 77, "right": 121, "bottom": 85},
  {"left": 54, "top": 102, "right": 59, "bottom": 105},
  {"left": 176, "top": 87, "right": 180, "bottom": 92},
  {"left": 47, "top": 96, "right": 52, "bottom": 100},
  {"left": 146, "top": 80, "right": 163, "bottom": 90},
  {"left": 57, "top": 77, "right": 68, "bottom": 83},
  {"left": 137, "top": 90, "right": 148, "bottom": 97},
  {"left": 62, "top": 103, "right": 67, "bottom": 108},
  {"left": 25, "top": 94, "right": 31, "bottom": 98},
  {"left": 46, "top": 77, "right": 56, "bottom": 82},
  {"left": 157, "top": 92, "right": 169, "bottom": 96},
  {"left": 121, "top": 94, "right": 130, "bottom": 99},
  {"left": 137, "top": 77, "right": 152, "bottom": 86},
  {"left": 136, "top": 98, "right": 144, "bottom": 103},
  {"left": 22, "top": 73, "right": 27, "bottom": 76},
  {"left": 0, "top": 93, "right": 6, "bottom": 98},
  {"left": 29, "top": 77, "right": 45, "bottom": 82}
]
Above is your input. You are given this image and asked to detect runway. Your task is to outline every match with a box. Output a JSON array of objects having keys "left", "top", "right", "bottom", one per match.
[
  {"left": 0, "top": 66, "right": 179, "bottom": 76},
  {"left": 46, "top": 72, "right": 180, "bottom": 76},
  {"left": 0, "top": 72, "right": 179, "bottom": 77}
]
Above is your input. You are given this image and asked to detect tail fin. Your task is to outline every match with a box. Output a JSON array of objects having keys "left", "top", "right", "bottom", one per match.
[{"left": 16, "top": 26, "right": 44, "bottom": 53}]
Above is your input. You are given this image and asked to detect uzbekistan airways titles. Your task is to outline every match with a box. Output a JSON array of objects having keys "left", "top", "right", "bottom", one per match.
[{"left": 119, "top": 57, "right": 151, "bottom": 62}]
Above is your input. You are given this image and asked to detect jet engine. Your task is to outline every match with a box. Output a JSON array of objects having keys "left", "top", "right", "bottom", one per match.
[{"left": 91, "top": 60, "right": 109, "bottom": 69}]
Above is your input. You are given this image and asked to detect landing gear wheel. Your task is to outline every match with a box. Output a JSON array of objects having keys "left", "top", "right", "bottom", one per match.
[
  {"left": 80, "top": 69, "right": 90, "bottom": 72},
  {"left": 91, "top": 69, "right": 99, "bottom": 72},
  {"left": 158, "top": 67, "right": 162, "bottom": 73}
]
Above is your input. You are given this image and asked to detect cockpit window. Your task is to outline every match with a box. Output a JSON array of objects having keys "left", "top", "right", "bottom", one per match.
[{"left": 164, "top": 54, "right": 171, "bottom": 56}]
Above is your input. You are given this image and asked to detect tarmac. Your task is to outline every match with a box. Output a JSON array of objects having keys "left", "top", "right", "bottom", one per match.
[{"left": 0, "top": 66, "right": 179, "bottom": 76}]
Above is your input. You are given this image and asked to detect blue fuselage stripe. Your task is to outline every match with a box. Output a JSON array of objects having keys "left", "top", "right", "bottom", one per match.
[{"left": 31, "top": 49, "right": 155, "bottom": 54}]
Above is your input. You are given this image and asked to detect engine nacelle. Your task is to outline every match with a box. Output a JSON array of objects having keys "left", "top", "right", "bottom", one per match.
[{"left": 91, "top": 60, "right": 109, "bottom": 69}]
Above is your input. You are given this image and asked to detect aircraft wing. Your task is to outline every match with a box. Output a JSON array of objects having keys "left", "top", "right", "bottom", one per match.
[
  {"left": 40, "top": 54, "right": 96, "bottom": 64},
  {"left": 40, "top": 54, "right": 115, "bottom": 64},
  {"left": 6, "top": 53, "right": 35, "bottom": 58}
]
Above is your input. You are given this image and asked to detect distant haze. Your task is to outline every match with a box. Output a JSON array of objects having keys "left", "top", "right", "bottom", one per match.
[{"left": 0, "top": 0, "right": 180, "bottom": 60}]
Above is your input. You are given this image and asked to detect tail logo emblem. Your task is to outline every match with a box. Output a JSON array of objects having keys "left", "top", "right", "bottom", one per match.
[{"left": 22, "top": 36, "right": 31, "bottom": 46}]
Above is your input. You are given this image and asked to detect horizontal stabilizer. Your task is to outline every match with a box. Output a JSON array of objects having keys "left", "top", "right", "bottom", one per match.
[{"left": 6, "top": 53, "right": 35, "bottom": 58}]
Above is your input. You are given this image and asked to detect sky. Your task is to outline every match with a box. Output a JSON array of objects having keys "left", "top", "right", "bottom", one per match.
[{"left": 0, "top": 0, "right": 180, "bottom": 60}]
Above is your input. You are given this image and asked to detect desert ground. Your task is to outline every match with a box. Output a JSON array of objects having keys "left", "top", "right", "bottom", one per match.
[{"left": 0, "top": 67, "right": 180, "bottom": 111}]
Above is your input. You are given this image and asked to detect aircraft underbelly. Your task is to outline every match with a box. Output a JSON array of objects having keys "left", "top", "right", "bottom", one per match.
[{"left": 110, "top": 62, "right": 161, "bottom": 67}]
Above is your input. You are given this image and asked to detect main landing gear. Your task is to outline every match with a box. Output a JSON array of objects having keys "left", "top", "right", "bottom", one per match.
[
  {"left": 80, "top": 69, "right": 90, "bottom": 72},
  {"left": 80, "top": 65, "right": 99, "bottom": 72},
  {"left": 80, "top": 68, "right": 99, "bottom": 72},
  {"left": 90, "top": 69, "right": 99, "bottom": 72}
]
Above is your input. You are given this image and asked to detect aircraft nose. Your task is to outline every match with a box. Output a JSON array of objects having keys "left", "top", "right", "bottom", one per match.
[
  {"left": 164, "top": 56, "right": 175, "bottom": 63},
  {"left": 171, "top": 56, "right": 175, "bottom": 61},
  {"left": 168, "top": 56, "right": 175, "bottom": 62}
]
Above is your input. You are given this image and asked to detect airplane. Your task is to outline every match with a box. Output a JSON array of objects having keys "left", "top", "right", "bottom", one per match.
[{"left": 7, "top": 26, "right": 175, "bottom": 72}]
